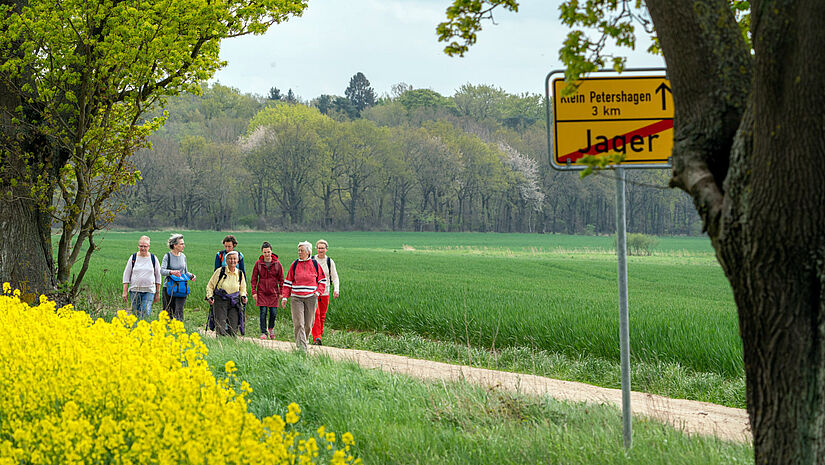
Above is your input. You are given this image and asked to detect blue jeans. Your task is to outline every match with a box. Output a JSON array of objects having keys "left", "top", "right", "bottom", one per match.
[
  {"left": 259, "top": 306, "right": 277, "bottom": 334},
  {"left": 129, "top": 291, "right": 154, "bottom": 318}
]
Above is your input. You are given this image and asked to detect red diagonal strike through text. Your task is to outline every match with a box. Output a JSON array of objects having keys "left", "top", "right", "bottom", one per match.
[{"left": 559, "top": 119, "right": 674, "bottom": 162}]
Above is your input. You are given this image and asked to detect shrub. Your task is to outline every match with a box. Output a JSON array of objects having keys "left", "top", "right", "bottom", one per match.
[
  {"left": 0, "top": 284, "right": 359, "bottom": 465},
  {"left": 614, "top": 233, "right": 660, "bottom": 256}
]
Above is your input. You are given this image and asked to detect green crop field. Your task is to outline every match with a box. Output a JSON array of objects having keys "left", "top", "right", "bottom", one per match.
[{"left": 76, "top": 230, "right": 742, "bottom": 382}]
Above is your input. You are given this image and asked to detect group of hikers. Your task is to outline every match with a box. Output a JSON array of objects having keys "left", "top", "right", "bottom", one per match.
[{"left": 121, "top": 233, "right": 340, "bottom": 349}]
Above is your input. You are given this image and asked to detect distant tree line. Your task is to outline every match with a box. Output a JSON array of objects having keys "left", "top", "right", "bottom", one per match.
[{"left": 115, "top": 75, "right": 701, "bottom": 235}]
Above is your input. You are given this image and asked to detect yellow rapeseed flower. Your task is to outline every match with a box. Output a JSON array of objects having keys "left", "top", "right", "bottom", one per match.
[
  {"left": 0, "top": 289, "right": 359, "bottom": 465},
  {"left": 289, "top": 402, "right": 302, "bottom": 415},
  {"left": 225, "top": 360, "right": 237, "bottom": 374}
]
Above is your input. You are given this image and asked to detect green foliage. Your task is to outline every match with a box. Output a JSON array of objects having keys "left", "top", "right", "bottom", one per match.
[
  {"left": 242, "top": 104, "right": 330, "bottom": 223},
  {"left": 732, "top": 1, "right": 752, "bottom": 48},
  {"left": 332, "top": 96, "right": 358, "bottom": 120},
  {"left": 617, "top": 233, "right": 660, "bottom": 256},
  {"left": 344, "top": 72, "right": 376, "bottom": 117},
  {"left": 436, "top": 0, "right": 520, "bottom": 57},
  {"left": 397, "top": 88, "right": 455, "bottom": 112},
  {"left": 437, "top": 1, "right": 752, "bottom": 88},
  {"left": 437, "top": 0, "right": 643, "bottom": 80},
  {"left": 120, "top": 84, "right": 700, "bottom": 237},
  {"left": 578, "top": 152, "right": 626, "bottom": 178},
  {"left": 247, "top": 103, "right": 331, "bottom": 133},
  {"left": 0, "top": 0, "right": 307, "bottom": 293},
  {"left": 314, "top": 94, "right": 333, "bottom": 114}
]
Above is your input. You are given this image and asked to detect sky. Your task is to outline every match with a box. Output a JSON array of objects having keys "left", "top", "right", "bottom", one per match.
[{"left": 211, "top": 0, "right": 665, "bottom": 101}]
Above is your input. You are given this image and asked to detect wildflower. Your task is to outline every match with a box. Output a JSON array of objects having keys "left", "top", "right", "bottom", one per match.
[
  {"left": 288, "top": 402, "right": 302, "bottom": 415},
  {"left": 225, "top": 360, "right": 237, "bottom": 375}
]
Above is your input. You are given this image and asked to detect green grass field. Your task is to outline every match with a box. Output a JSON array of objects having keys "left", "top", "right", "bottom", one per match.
[
  {"left": 77, "top": 230, "right": 742, "bottom": 387},
  {"left": 204, "top": 337, "right": 752, "bottom": 465},
  {"left": 68, "top": 230, "right": 753, "bottom": 462}
]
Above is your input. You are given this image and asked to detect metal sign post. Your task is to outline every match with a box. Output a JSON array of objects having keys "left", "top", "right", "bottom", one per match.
[
  {"left": 545, "top": 69, "right": 673, "bottom": 449},
  {"left": 614, "top": 166, "right": 632, "bottom": 449}
]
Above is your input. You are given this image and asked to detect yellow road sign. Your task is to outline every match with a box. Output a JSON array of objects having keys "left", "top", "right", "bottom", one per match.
[{"left": 547, "top": 73, "right": 673, "bottom": 169}]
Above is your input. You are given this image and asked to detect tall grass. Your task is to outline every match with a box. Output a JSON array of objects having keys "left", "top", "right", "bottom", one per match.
[
  {"left": 76, "top": 231, "right": 742, "bottom": 378},
  {"left": 203, "top": 337, "right": 753, "bottom": 465}
]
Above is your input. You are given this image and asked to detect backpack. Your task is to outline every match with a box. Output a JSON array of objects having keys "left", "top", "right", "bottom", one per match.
[
  {"left": 310, "top": 256, "right": 333, "bottom": 292},
  {"left": 217, "top": 250, "right": 244, "bottom": 268},
  {"left": 312, "top": 255, "right": 331, "bottom": 275},
  {"left": 129, "top": 253, "right": 157, "bottom": 281},
  {"left": 166, "top": 274, "right": 191, "bottom": 298},
  {"left": 207, "top": 266, "right": 246, "bottom": 335},
  {"left": 164, "top": 252, "right": 191, "bottom": 298},
  {"left": 217, "top": 266, "right": 245, "bottom": 288},
  {"left": 290, "top": 258, "right": 319, "bottom": 277}
]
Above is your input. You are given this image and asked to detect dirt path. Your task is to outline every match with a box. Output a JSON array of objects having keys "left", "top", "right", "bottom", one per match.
[{"left": 239, "top": 336, "right": 751, "bottom": 443}]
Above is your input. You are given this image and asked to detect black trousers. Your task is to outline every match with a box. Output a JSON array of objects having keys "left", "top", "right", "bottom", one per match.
[{"left": 161, "top": 288, "right": 186, "bottom": 321}]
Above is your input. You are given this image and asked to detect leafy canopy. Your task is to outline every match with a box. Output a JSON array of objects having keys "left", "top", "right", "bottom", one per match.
[
  {"left": 437, "top": 0, "right": 751, "bottom": 83},
  {"left": 0, "top": 0, "right": 306, "bottom": 294},
  {"left": 437, "top": 0, "right": 652, "bottom": 83}
]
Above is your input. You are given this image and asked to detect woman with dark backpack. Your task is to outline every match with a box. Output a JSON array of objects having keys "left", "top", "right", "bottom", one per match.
[
  {"left": 311, "top": 239, "right": 340, "bottom": 345},
  {"left": 208, "top": 234, "right": 246, "bottom": 330},
  {"left": 206, "top": 251, "right": 247, "bottom": 337},
  {"left": 121, "top": 235, "right": 161, "bottom": 318},
  {"left": 251, "top": 241, "right": 284, "bottom": 340},
  {"left": 281, "top": 241, "right": 326, "bottom": 350},
  {"left": 214, "top": 235, "right": 246, "bottom": 275}
]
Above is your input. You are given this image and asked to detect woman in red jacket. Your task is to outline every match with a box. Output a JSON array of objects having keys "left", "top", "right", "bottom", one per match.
[
  {"left": 281, "top": 241, "right": 326, "bottom": 350},
  {"left": 251, "top": 241, "right": 284, "bottom": 340}
]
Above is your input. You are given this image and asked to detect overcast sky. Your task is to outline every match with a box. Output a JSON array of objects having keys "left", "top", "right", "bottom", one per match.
[{"left": 211, "top": 0, "right": 664, "bottom": 101}]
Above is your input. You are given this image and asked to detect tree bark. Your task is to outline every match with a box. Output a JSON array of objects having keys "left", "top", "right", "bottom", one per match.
[
  {"left": 0, "top": 62, "right": 56, "bottom": 295},
  {"left": 648, "top": 1, "right": 825, "bottom": 463},
  {"left": 0, "top": 193, "right": 55, "bottom": 296}
]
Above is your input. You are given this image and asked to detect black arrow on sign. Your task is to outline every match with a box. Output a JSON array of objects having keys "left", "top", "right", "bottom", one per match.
[{"left": 655, "top": 82, "right": 672, "bottom": 111}]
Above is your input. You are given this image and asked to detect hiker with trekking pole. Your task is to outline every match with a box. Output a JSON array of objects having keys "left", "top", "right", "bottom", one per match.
[
  {"left": 207, "top": 234, "right": 248, "bottom": 334},
  {"left": 205, "top": 250, "right": 247, "bottom": 337}
]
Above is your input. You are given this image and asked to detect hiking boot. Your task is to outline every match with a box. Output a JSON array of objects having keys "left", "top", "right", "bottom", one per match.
[
  {"left": 259, "top": 333, "right": 268, "bottom": 340},
  {"left": 314, "top": 338, "right": 322, "bottom": 346}
]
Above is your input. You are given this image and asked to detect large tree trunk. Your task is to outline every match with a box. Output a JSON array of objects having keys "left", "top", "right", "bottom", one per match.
[
  {"left": 727, "top": 2, "right": 825, "bottom": 461},
  {"left": 0, "top": 194, "right": 55, "bottom": 296},
  {"left": 648, "top": 1, "right": 825, "bottom": 463},
  {"left": 0, "top": 69, "right": 56, "bottom": 296}
]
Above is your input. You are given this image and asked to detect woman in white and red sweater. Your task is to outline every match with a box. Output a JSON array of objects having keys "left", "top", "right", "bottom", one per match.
[{"left": 281, "top": 241, "right": 326, "bottom": 350}]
